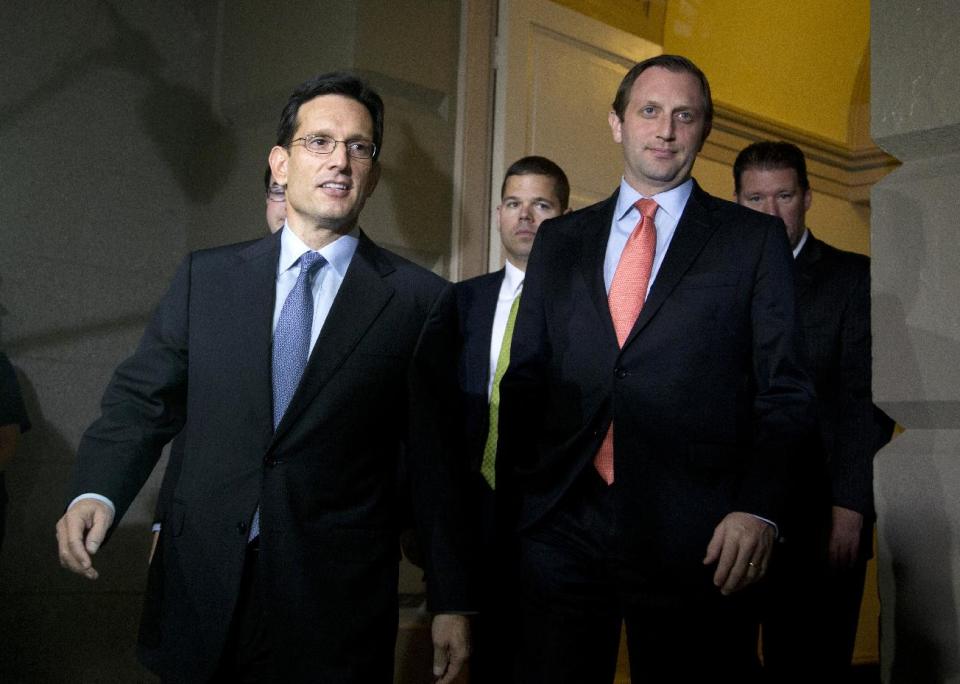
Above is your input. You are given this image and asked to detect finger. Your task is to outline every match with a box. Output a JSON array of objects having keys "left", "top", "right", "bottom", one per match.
[
  {"left": 85, "top": 507, "right": 110, "bottom": 555},
  {"left": 56, "top": 513, "right": 92, "bottom": 573},
  {"left": 440, "top": 641, "right": 468, "bottom": 684},
  {"left": 703, "top": 526, "right": 724, "bottom": 566},
  {"left": 432, "top": 642, "right": 449, "bottom": 680},
  {"left": 713, "top": 536, "right": 742, "bottom": 592}
]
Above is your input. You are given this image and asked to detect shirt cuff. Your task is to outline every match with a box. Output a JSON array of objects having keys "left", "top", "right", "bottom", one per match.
[
  {"left": 750, "top": 514, "right": 778, "bottom": 539},
  {"left": 69, "top": 493, "right": 116, "bottom": 517}
]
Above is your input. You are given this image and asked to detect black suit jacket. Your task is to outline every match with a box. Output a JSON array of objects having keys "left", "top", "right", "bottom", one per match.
[
  {"left": 793, "top": 233, "right": 894, "bottom": 536},
  {"left": 73, "top": 230, "right": 473, "bottom": 682},
  {"left": 500, "top": 182, "right": 816, "bottom": 591},
  {"left": 455, "top": 270, "right": 503, "bottom": 474}
]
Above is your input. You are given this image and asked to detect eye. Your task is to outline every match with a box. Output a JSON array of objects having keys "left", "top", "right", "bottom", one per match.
[
  {"left": 640, "top": 105, "right": 658, "bottom": 118},
  {"left": 306, "top": 135, "right": 333, "bottom": 153},
  {"left": 347, "top": 140, "right": 375, "bottom": 158},
  {"left": 778, "top": 193, "right": 794, "bottom": 201},
  {"left": 675, "top": 111, "right": 694, "bottom": 123}
]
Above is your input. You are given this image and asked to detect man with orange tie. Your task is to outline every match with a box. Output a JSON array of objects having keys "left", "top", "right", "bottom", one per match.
[
  {"left": 499, "top": 55, "right": 815, "bottom": 682},
  {"left": 456, "top": 155, "right": 569, "bottom": 681}
]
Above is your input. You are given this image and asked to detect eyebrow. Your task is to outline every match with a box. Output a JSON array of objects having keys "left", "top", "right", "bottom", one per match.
[{"left": 503, "top": 195, "right": 557, "bottom": 204}]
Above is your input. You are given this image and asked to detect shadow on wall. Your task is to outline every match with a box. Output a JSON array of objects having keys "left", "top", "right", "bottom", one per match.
[
  {"left": 876, "top": 431, "right": 960, "bottom": 684},
  {"left": 0, "top": 368, "right": 157, "bottom": 682},
  {"left": 0, "top": 0, "right": 235, "bottom": 204},
  {"left": 378, "top": 119, "right": 454, "bottom": 273},
  {"left": 872, "top": 191, "right": 960, "bottom": 682}
]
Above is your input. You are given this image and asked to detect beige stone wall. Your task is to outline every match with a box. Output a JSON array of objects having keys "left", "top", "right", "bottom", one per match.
[{"left": 871, "top": 1, "right": 960, "bottom": 681}]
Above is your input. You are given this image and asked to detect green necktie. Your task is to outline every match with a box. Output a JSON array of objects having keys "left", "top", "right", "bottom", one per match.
[{"left": 480, "top": 294, "right": 521, "bottom": 489}]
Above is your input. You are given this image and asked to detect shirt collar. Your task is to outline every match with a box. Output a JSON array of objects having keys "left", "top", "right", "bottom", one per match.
[
  {"left": 503, "top": 260, "right": 525, "bottom": 296},
  {"left": 614, "top": 177, "right": 694, "bottom": 224},
  {"left": 792, "top": 228, "right": 810, "bottom": 259},
  {"left": 278, "top": 224, "right": 360, "bottom": 277}
]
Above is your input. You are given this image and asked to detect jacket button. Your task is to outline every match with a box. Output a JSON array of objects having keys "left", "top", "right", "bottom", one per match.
[
  {"left": 265, "top": 457, "right": 281, "bottom": 468},
  {"left": 236, "top": 521, "right": 248, "bottom": 535},
  {"left": 614, "top": 367, "right": 628, "bottom": 379}
]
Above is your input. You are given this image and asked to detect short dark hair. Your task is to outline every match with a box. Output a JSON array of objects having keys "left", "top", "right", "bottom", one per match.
[
  {"left": 611, "top": 54, "right": 713, "bottom": 144},
  {"left": 733, "top": 141, "right": 809, "bottom": 194},
  {"left": 276, "top": 72, "right": 384, "bottom": 161},
  {"left": 500, "top": 156, "right": 571, "bottom": 211}
]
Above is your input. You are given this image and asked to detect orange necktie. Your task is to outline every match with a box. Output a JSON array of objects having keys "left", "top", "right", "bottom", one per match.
[{"left": 594, "top": 198, "right": 658, "bottom": 484}]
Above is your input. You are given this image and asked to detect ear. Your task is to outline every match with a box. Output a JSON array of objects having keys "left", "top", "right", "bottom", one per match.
[
  {"left": 608, "top": 110, "right": 623, "bottom": 144},
  {"left": 268, "top": 146, "right": 289, "bottom": 186},
  {"left": 803, "top": 187, "right": 813, "bottom": 212}
]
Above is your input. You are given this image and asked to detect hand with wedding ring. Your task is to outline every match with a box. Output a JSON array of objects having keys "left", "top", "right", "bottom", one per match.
[{"left": 703, "top": 511, "right": 774, "bottom": 595}]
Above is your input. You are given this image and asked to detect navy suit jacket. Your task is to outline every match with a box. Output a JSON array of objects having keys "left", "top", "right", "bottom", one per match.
[
  {"left": 499, "top": 182, "right": 816, "bottom": 592},
  {"left": 73, "top": 229, "right": 473, "bottom": 682}
]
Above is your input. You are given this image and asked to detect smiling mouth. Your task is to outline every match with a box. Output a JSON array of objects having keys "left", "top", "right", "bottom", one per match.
[{"left": 320, "top": 181, "right": 351, "bottom": 191}]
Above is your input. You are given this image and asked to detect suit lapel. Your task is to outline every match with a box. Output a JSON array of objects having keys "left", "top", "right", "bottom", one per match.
[
  {"left": 621, "top": 182, "right": 718, "bottom": 350},
  {"left": 579, "top": 193, "right": 619, "bottom": 345},
  {"left": 234, "top": 233, "right": 282, "bottom": 447},
  {"left": 272, "top": 231, "right": 395, "bottom": 443},
  {"left": 794, "top": 231, "right": 822, "bottom": 302},
  {"left": 473, "top": 271, "right": 504, "bottom": 389}
]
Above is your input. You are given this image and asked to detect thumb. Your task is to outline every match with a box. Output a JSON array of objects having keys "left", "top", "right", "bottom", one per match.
[
  {"left": 703, "top": 524, "right": 723, "bottom": 565},
  {"left": 432, "top": 642, "right": 449, "bottom": 679},
  {"left": 85, "top": 506, "right": 113, "bottom": 555}
]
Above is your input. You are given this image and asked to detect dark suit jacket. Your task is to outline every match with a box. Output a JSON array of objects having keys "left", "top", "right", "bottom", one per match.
[
  {"left": 792, "top": 233, "right": 894, "bottom": 549},
  {"left": 499, "top": 182, "right": 816, "bottom": 593},
  {"left": 73, "top": 230, "right": 473, "bottom": 682},
  {"left": 455, "top": 270, "right": 503, "bottom": 474}
]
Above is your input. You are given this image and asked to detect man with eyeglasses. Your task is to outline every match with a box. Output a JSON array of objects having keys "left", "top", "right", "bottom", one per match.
[{"left": 55, "top": 72, "right": 473, "bottom": 683}]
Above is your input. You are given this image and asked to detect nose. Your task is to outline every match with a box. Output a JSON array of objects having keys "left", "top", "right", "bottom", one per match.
[
  {"left": 326, "top": 140, "right": 351, "bottom": 170},
  {"left": 518, "top": 203, "right": 533, "bottom": 220},
  {"left": 657, "top": 115, "right": 675, "bottom": 140},
  {"left": 760, "top": 198, "right": 779, "bottom": 217}
]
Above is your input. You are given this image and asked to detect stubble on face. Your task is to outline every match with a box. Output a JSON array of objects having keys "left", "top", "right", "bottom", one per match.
[
  {"left": 735, "top": 167, "right": 811, "bottom": 249},
  {"left": 609, "top": 67, "right": 707, "bottom": 197}
]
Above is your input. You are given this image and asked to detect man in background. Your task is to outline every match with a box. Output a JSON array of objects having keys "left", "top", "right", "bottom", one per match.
[
  {"left": 456, "top": 155, "right": 569, "bottom": 681},
  {"left": 734, "top": 140, "right": 895, "bottom": 681},
  {"left": 264, "top": 165, "right": 287, "bottom": 233}
]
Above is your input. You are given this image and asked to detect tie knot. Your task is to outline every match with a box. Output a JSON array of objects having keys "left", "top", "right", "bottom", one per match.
[
  {"left": 299, "top": 251, "right": 326, "bottom": 279},
  {"left": 635, "top": 198, "right": 659, "bottom": 221}
]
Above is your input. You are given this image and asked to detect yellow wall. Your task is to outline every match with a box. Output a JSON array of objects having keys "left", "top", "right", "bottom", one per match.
[{"left": 663, "top": 0, "right": 870, "bottom": 144}]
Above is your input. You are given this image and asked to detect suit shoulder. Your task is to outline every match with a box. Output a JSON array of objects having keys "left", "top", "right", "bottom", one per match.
[
  {"left": 189, "top": 235, "right": 271, "bottom": 267},
  {"left": 370, "top": 242, "right": 451, "bottom": 294},
  {"left": 456, "top": 271, "right": 502, "bottom": 294}
]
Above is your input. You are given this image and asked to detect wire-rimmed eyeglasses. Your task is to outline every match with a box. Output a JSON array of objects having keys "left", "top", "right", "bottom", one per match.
[{"left": 289, "top": 134, "right": 377, "bottom": 160}]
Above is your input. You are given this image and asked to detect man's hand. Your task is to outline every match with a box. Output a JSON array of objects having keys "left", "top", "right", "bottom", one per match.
[
  {"left": 431, "top": 613, "right": 470, "bottom": 683},
  {"left": 828, "top": 505, "right": 863, "bottom": 570},
  {"left": 703, "top": 511, "right": 774, "bottom": 595},
  {"left": 55, "top": 499, "right": 114, "bottom": 580}
]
